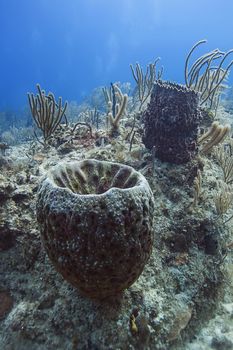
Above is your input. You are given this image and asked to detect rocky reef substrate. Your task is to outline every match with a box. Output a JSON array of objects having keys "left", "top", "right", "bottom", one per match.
[{"left": 0, "top": 134, "right": 232, "bottom": 350}]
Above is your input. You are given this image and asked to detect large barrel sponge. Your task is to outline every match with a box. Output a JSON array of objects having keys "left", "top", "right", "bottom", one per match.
[{"left": 36, "top": 159, "right": 155, "bottom": 299}]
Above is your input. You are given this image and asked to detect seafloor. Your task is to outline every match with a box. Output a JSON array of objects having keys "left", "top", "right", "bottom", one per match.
[{"left": 0, "top": 107, "right": 233, "bottom": 350}]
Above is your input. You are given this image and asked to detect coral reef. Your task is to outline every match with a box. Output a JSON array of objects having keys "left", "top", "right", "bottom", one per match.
[
  {"left": 185, "top": 39, "right": 233, "bottom": 110},
  {"left": 103, "top": 84, "right": 128, "bottom": 136},
  {"left": 0, "top": 129, "right": 232, "bottom": 349},
  {"left": 130, "top": 59, "right": 163, "bottom": 110},
  {"left": 142, "top": 81, "right": 201, "bottom": 164},
  {"left": 198, "top": 120, "right": 230, "bottom": 155},
  {"left": 1, "top": 46, "right": 233, "bottom": 348},
  {"left": 28, "top": 84, "right": 68, "bottom": 144},
  {"left": 36, "top": 159, "right": 154, "bottom": 298}
]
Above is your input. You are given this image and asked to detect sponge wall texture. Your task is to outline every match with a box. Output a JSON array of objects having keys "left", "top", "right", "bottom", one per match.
[
  {"left": 36, "top": 159, "right": 155, "bottom": 299},
  {"left": 143, "top": 81, "right": 201, "bottom": 164}
]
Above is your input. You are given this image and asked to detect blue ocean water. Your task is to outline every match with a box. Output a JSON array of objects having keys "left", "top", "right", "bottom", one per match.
[{"left": 0, "top": 0, "right": 233, "bottom": 110}]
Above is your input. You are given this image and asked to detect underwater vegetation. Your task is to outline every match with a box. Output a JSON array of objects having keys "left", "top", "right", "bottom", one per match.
[
  {"left": 185, "top": 39, "right": 233, "bottom": 110},
  {"left": 27, "top": 84, "right": 68, "bottom": 144},
  {"left": 0, "top": 40, "right": 233, "bottom": 350}
]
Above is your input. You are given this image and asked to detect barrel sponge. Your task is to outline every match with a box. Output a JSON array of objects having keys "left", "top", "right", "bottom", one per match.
[{"left": 36, "top": 159, "right": 155, "bottom": 299}]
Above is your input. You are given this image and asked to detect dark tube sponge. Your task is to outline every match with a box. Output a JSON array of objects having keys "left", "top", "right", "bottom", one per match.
[{"left": 142, "top": 81, "right": 201, "bottom": 164}]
